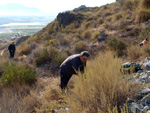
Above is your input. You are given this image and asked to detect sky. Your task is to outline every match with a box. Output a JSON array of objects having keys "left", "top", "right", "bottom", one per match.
[{"left": 0, "top": 0, "right": 115, "bottom": 17}]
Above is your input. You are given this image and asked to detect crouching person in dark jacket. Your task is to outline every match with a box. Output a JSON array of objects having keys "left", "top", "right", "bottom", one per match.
[
  {"left": 8, "top": 42, "right": 16, "bottom": 58},
  {"left": 59, "top": 51, "right": 90, "bottom": 89}
]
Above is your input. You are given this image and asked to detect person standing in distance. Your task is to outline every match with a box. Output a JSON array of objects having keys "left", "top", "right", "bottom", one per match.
[{"left": 8, "top": 42, "right": 16, "bottom": 58}]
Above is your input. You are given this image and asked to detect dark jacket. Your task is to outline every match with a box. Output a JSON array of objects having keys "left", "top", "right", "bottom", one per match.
[
  {"left": 60, "top": 54, "right": 86, "bottom": 78},
  {"left": 8, "top": 44, "right": 16, "bottom": 53}
]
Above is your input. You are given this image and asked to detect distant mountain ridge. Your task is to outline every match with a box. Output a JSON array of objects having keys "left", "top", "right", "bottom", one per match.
[{"left": 0, "top": 3, "right": 43, "bottom": 16}]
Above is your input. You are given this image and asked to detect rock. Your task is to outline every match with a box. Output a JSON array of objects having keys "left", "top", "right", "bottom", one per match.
[
  {"left": 141, "top": 94, "right": 150, "bottom": 104},
  {"left": 140, "top": 87, "right": 150, "bottom": 95},
  {"left": 141, "top": 57, "right": 150, "bottom": 66},
  {"left": 127, "top": 98, "right": 134, "bottom": 104},
  {"left": 135, "top": 94, "right": 144, "bottom": 100},
  {"left": 143, "top": 106, "right": 149, "bottom": 111},
  {"left": 52, "top": 110, "right": 56, "bottom": 113},
  {"left": 73, "top": 5, "right": 91, "bottom": 12},
  {"left": 131, "top": 103, "right": 143, "bottom": 113},
  {"left": 57, "top": 12, "right": 83, "bottom": 26}
]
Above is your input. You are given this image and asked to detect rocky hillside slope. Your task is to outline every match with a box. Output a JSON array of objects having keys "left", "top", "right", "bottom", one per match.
[{"left": 16, "top": 0, "right": 150, "bottom": 70}]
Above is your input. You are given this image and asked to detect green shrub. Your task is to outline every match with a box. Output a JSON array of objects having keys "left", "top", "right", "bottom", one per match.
[
  {"left": 33, "top": 47, "right": 67, "bottom": 67},
  {"left": 0, "top": 62, "right": 36, "bottom": 86},
  {"left": 123, "top": 0, "right": 133, "bottom": 10},
  {"left": 84, "top": 21, "right": 91, "bottom": 29},
  {"left": 91, "top": 31, "right": 100, "bottom": 39},
  {"left": 18, "top": 43, "right": 32, "bottom": 56},
  {"left": 108, "top": 37, "right": 127, "bottom": 57},
  {"left": 48, "top": 27, "right": 56, "bottom": 34},
  {"left": 114, "top": 13, "right": 122, "bottom": 21},
  {"left": 98, "top": 18, "right": 103, "bottom": 24},
  {"left": 59, "top": 37, "right": 70, "bottom": 45},
  {"left": 83, "top": 30, "right": 91, "bottom": 39},
  {"left": 34, "top": 47, "right": 58, "bottom": 66},
  {"left": 49, "top": 39, "right": 56, "bottom": 45},
  {"left": 104, "top": 11, "right": 111, "bottom": 17},
  {"left": 53, "top": 53, "right": 67, "bottom": 66},
  {"left": 73, "top": 33, "right": 81, "bottom": 39},
  {"left": 106, "top": 17, "right": 112, "bottom": 22},
  {"left": 138, "top": 27, "right": 150, "bottom": 40},
  {"left": 74, "top": 41, "right": 88, "bottom": 52}
]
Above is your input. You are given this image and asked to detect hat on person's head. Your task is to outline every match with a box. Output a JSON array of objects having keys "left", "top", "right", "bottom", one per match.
[{"left": 80, "top": 51, "right": 90, "bottom": 57}]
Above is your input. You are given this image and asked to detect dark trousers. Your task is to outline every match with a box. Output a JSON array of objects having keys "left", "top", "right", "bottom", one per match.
[
  {"left": 59, "top": 71, "right": 72, "bottom": 89},
  {"left": 9, "top": 51, "right": 15, "bottom": 58}
]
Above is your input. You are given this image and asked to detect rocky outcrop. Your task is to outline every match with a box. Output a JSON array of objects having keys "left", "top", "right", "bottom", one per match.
[
  {"left": 57, "top": 12, "right": 83, "bottom": 26},
  {"left": 73, "top": 5, "right": 91, "bottom": 12},
  {"left": 16, "top": 36, "right": 30, "bottom": 46}
]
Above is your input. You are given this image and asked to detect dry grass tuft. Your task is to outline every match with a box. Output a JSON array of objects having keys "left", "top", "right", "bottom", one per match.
[{"left": 67, "top": 52, "right": 140, "bottom": 113}]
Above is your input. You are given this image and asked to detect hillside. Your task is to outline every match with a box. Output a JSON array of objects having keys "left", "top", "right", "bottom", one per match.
[
  {"left": 1, "top": 0, "right": 150, "bottom": 112},
  {"left": 16, "top": 0, "right": 150, "bottom": 68}
]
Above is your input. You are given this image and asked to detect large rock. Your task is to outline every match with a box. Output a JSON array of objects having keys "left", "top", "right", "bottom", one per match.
[
  {"left": 73, "top": 5, "right": 91, "bottom": 12},
  {"left": 57, "top": 12, "right": 83, "bottom": 26}
]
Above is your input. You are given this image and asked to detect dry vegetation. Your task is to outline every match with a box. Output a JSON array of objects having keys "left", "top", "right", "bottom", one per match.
[
  {"left": 1, "top": 0, "right": 150, "bottom": 112},
  {"left": 67, "top": 52, "right": 140, "bottom": 113}
]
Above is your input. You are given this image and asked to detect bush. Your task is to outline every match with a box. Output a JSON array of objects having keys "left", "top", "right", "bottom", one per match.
[
  {"left": 18, "top": 42, "right": 38, "bottom": 56},
  {"left": 84, "top": 21, "right": 91, "bottom": 29},
  {"left": 142, "top": 44, "right": 150, "bottom": 57},
  {"left": 136, "top": 0, "right": 150, "bottom": 23},
  {"left": 0, "top": 62, "right": 36, "bottom": 86},
  {"left": 106, "top": 17, "right": 112, "bottom": 22},
  {"left": 114, "top": 13, "right": 122, "bottom": 21},
  {"left": 104, "top": 11, "right": 112, "bottom": 17},
  {"left": 91, "top": 31, "right": 100, "bottom": 39},
  {"left": 138, "top": 27, "right": 150, "bottom": 40},
  {"left": 34, "top": 47, "right": 58, "bottom": 66},
  {"left": 48, "top": 27, "right": 56, "bottom": 34},
  {"left": 107, "top": 37, "right": 127, "bottom": 57},
  {"left": 83, "top": 30, "right": 91, "bottom": 39},
  {"left": 140, "top": 0, "right": 150, "bottom": 9},
  {"left": 98, "top": 18, "right": 103, "bottom": 24},
  {"left": 34, "top": 47, "right": 67, "bottom": 67},
  {"left": 74, "top": 41, "right": 88, "bottom": 53},
  {"left": 137, "top": 9, "right": 150, "bottom": 23},
  {"left": 53, "top": 53, "right": 67, "bottom": 66},
  {"left": 67, "top": 52, "right": 140, "bottom": 113},
  {"left": 123, "top": 0, "right": 133, "bottom": 10},
  {"left": 127, "top": 45, "right": 143, "bottom": 60},
  {"left": 59, "top": 37, "right": 70, "bottom": 46},
  {"left": 49, "top": 39, "right": 56, "bottom": 45},
  {"left": 73, "top": 33, "right": 81, "bottom": 39}
]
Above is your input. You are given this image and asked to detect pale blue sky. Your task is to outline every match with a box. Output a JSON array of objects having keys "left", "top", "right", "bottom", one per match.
[{"left": 0, "top": 0, "right": 115, "bottom": 16}]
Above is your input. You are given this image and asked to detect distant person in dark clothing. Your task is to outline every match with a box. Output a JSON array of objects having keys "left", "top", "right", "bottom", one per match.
[
  {"left": 59, "top": 51, "right": 90, "bottom": 89},
  {"left": 8, "top": 42, "right": 16, "bottom": 58}
]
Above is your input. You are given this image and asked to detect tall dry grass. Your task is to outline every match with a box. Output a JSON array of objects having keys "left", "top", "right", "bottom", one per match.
[
  {"left": 127, "top": 44, "right": 150, "bottom": 61},
  {"left": 136, "top": 0, "right": 150, "bottom": 23},
  {"left": 67, "top": 52, "right": 140, "bottom": 113}
]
